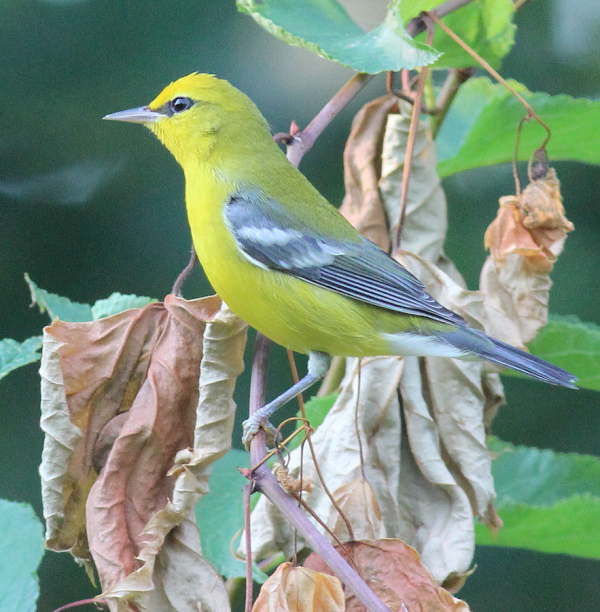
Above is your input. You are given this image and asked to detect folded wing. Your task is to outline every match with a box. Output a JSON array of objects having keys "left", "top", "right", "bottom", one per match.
[{"left": 225, "top": 192, "right": 465, "bottom": 327}]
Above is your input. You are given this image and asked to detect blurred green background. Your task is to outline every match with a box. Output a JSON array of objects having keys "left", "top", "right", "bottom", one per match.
[{"left": 0, "top": 0, "right": 598, "bottom": 610}]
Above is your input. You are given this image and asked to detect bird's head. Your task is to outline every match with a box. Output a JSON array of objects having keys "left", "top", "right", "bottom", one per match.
[{"left": 104, "top": 73, "right": 270, "bottom": 168}]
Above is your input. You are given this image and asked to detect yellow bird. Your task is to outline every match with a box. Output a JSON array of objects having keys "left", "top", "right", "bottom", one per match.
[{"left": 104, "top": 73, "right": 576, "bottom": 443}]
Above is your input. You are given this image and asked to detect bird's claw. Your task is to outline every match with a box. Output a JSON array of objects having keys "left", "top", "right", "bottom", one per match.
[
  {"left": 242, "top": 416, "right": 279, "bottom": 448},
  {"left": 242, "top": 416, "right": 261, "bottom": 448}
]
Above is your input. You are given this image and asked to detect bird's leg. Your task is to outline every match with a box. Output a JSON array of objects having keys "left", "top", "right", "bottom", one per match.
[{"left": 242, "top": 351, "right": 331, "bottom": 446}]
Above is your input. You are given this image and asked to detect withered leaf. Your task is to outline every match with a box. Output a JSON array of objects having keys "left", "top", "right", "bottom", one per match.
[
  {"left": 252, "top": 562, "right": 345, "bottom": 612},
  {"left": 327, "top": 478, "right": 384, "bottom": 543},
  {"left": 484, "top": 168, "right": 574, "bottom": 273},
  {"left": 339, "top": 94, "right": 398, "bottom": 252},
  {"left": 100, "top": 303, "right": 247, "bottom": 612},
  {"left": 304, "top": 540, "right": 469, "bottom": 612},
  {"left": 40, "top": 294, "right": 246, "bottom": 611}
]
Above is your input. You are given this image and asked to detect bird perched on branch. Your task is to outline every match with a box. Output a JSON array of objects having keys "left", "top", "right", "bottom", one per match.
[{"left": 104, "top": 73, "right": 576, "bottom": 444}]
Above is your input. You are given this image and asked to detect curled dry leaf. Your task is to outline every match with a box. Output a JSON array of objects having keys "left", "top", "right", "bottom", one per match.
[
  {"left": 481, "top": 168, "right": 573, "bottom": 345},
  {"left": 273, "top": 462, "right": 314, "bottom": 494},
  {"left": 252, "top": 562, "right": 345, "bottom": 612},
  {"left": 100, "top": 303, "right": 247, "bottom": 612},
  {"left": 40, "top": 295, "right": 247, "bottom": 612},
  {"left": 304, "top": 540, "right": 469, "bottom": 612},
  {"left": 484, "top": 168, "right": 574, "bottom": 273}
]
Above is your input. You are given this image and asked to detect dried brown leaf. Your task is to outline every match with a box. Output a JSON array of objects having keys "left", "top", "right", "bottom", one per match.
[
  {"left": 339, "top": 94, "right": 398, "bottom": 252},
  {"left": 304, "top": 540, "right": 469, "bottom": 612},
  {"left": 484, "top": 168, "right": 574, "bottom": 273},
  {"left": 252, "top": 562, "right": 345, "bottom": 612},
  {"left": 41, "top": 296, "right": 220, "bottom": 563},
  {"left": 39, "top": 295, "right": 247, "bottom": 612},
  {"left": 98, "top": 302, "right": 246, "bottom": 612},
  {"left": 85, "top": 297, "right": 210, "bottom": 587},
  {"left": 327, "top": 478, "right": 383, "bottom": 543},
  {"left": 480, "top": 169, "right": 573, "bottom": 343}
]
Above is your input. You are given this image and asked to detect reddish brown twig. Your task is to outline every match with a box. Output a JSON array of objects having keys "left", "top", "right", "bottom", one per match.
[
  {"left": 426, "top": 10, "right": 551, "bottom": 147},
  {"left": 171, "top": 247, "right": 197, "bottom": 296},
  {"left": 286, "top": 72, "right": 374, "bottom": 167},
  {"left": 286, "top": 349, "right": 354, "bottom": 540},
  {"left": 243, "top": 482, "right": 254, "bottom": 612},
  {"left": 395, "top": 16, "right": 436, "bottom": 249}
]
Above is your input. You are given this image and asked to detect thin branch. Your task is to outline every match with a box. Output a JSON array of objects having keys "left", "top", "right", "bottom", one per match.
[
  {"left": 249, "top": 333, "right": 271, "bottom": 467},
  {"left": 287, "top": 349, "right": 355, "bottom": 541},
  {"left": 171, "top": 247, "right": 197, "bottom": 296},
  {"left": 290, "top": 491, "right": 360, "bottom": 572},
  {"left": 395, "top": 17, "right": 435, "bottom": 249},
  {"left": 426, "top": 10, "right": 552, "bottom": 147},
  {"left": 394, "top": 67, "right": 427, "bottom": 249},
  {"left": 286, "top": 72, "right": 374, "bottom": 167},
  {"left": 244, "top": 483, "right": 254, "bottom": 612}
]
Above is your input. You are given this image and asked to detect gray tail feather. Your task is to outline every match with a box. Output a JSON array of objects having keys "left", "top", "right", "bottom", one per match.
[{"left": 442, "top": 328, "right": 577, "bottom": 389}]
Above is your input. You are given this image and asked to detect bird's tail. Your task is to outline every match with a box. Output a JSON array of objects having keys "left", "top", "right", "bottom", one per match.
[{"left": 440, "top": 327, "right": 577, "bottom": 389}]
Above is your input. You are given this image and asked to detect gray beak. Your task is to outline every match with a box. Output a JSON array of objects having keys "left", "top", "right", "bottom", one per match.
[{"left": 103, "top": 106, "right": 163, "bottom": 124}]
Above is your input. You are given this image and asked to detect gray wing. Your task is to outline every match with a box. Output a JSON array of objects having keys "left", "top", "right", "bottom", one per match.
[{"left": 225, "top": 192, "right": 465, "bottom": 327}]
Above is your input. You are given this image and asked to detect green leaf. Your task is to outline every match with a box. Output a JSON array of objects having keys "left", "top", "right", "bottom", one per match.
[
  {"left": 476, "top": 440, "right": 600, "bottom": 558},
  {"left": 489, "top": 438, "right": 600, "bottom": 504},
  {"left": 0, "top": 337, "right": 42, "bottom": 381},
  {"left": 0, "top": 500, "right": 45, "bottom": 612},
  {"left": 91, "top": 293, "right": 158, "bottom": 320},
  {"left": 195, "top": 449, "right": 268, "bottom": 583},
  {"left": 476, "top": 496, "right": 600, "bottom": 558},
  {"left": 526, "top": 316, "right": 600, "bottom": 391},
  {"left": 25, "top": 273, "right": 92, "bottom": 322},
  {"left": 437, "top": 78, "right": 600, "bottom": 177},
  {"left": 401, "top": 0, "right": 515, "bottom": 69},
  {"left": 236, "top": 0, "right": 439, "bottom": 73}
]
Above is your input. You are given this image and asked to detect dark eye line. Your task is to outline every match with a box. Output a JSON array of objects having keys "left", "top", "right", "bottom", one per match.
[{"left": 154, "top": 97, "right": 196, "bottom": 117}]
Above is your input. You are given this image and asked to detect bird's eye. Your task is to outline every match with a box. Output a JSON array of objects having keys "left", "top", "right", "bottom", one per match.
[{"left": 170, "top": 97, "right": 194, "bottom": 114}]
